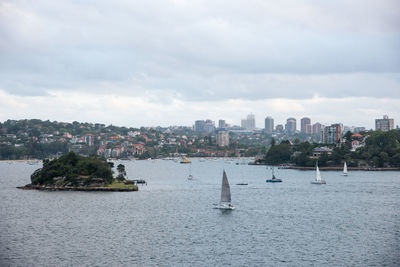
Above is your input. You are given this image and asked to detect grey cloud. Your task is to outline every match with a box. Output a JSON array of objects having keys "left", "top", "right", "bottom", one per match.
[{"left": 0, "top": 0, "right": 399, "bottom": 99}]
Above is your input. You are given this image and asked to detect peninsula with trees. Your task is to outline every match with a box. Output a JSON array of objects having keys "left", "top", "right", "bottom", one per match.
[
  {"left": 17, "top": 152, "right": 138, "bottom": 191},
  {"left": 255, "top": 130, "right": 400, "bottom": 170}
]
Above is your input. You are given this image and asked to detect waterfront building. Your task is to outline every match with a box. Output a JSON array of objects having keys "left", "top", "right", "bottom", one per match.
[
  {"left": 216, "top": 131, "right": 229, "bottom": 147},
  {"left": 301, "top": 117, "right": 311, "bottom": 134},
  {"left": 285, "top": 118, "right": 296, "bottom": 134},
  {"left": 264, "top": 116, "right": 274, "bottom": 133},
  {"left": 375, "top": 115, "right": 394, "bottom": 131},
  {"left": 312, "top": 147, "right": 333, "bottom": 158},
  {"left": 241, "top": 113, "right": 256, "bottom": 130},
  {"left": 323, "top": 123, "right": 343, "bottom": 144}
]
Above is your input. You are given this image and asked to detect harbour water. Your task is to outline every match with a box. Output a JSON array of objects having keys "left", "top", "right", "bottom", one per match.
[{"left": 0, "top": 159, "right": 399, "bottom": 266}]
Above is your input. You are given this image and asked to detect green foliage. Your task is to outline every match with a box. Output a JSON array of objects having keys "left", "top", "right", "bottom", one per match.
[
  {"left": 30, "top": 152, "right": 113, "bottom": 185},
  {"left": 263, "top": 141, "right": 292, "bottom": 164},
  {"left": 261, "top": 130, "right": 400, "bottom": 168},
  {"left": 270, "top": 138, "right": 276, "bottom": 146}
]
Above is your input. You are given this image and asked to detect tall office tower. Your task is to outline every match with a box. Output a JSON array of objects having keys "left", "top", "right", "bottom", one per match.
[
  {"left": 241, "top": 113, "right": 256, "bottom": 130},
  {"left": 264, "top": 116, "right": 274, "bottom": 133},
  {"left": 218, "top": 120, "right": 226, "bottom": 129},
  {"left": 301, "top": 117, "right": 311, "bottom": 134},
  {"left": 194, "top": 120, "right": 206, "bottom": 132},
  {"left": 216, "top": 131, "right": 229, "bottom": 147},
  {"left": 285, "top": 118, "right": 296, "bottom": 134},
  {"left": 375, "top": 115, "right": 394, "bottom": 131},
  {"left": 323, "top": 123, "right": 343, "bottom": 144}
]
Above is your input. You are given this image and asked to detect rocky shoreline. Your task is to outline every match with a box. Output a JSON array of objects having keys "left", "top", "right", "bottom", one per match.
[{"left": 17, "top": 184, "right": 138, "bottom": 192}]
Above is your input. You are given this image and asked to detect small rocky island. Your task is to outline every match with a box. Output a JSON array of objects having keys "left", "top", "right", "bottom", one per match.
[{"left": 18, "top": 152, "right": 138, "bottom": 191}]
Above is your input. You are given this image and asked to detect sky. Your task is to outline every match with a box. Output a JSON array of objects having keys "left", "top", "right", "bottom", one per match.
[{"left": 0, "top": 0, "right": 399, "bottom": 129}]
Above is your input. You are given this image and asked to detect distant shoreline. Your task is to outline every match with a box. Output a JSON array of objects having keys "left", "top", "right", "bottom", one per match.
[{"left": 249, "top": 162, "right": 400, "bottom": 171}]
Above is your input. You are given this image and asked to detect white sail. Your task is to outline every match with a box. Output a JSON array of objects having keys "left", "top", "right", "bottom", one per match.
[
  {"left": 220, "top": 170, "right": 231, "bottom": 203},
  {"left": 316, "top": 165, "right": 321, "bottom": 181},
  {"left": 343, "top": 162, "right": 348, "bottom": 175}
]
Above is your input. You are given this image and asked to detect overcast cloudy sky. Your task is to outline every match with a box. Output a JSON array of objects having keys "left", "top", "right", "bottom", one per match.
[{"left": 0, "top": 0, "right": 399, "bottom": 129}]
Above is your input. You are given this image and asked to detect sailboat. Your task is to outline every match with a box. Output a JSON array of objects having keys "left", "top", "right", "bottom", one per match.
[
  {"left": 187, "top": 164, "right": 193, "bottom": 180},
  {"left": 342, "top": 161, "right": 348, "bottom": 176},
  {"left": 213, "top": 170, "right": 235, "bottom": 210},
  {"left": 311, "top": 162, "right": 326, "bottom": 184},
  {"left": 266, "top": 167, "right": 282, "bottom": 183}
]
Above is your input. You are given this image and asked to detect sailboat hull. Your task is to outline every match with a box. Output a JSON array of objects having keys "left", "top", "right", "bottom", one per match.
[
  {"left": 311, "top": 180, "right": 326, "bottom": 184},
  {"left": 266, "top": 179, "right": 282, "bottom": 183},
  {"left": 213, "top": 204, "right": 235, "bottom": 210}
]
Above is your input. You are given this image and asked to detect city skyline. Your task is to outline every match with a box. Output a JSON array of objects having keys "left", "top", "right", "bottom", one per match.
[
  {"left": 0, "top": 112, "right": 397, "bottom": 131},
  {"left": 0, "top": 0, "right": 399, "bottom": 129}
]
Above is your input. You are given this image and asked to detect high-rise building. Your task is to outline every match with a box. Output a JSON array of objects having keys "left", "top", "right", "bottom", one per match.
[
  {"left": 241, "top": 113, "right": 256, "bottom": 130},
  {"left": 216, "top": 131, "right": 229, "bottom": 147},
  {"left": 264, "top": 116, "right": 274, "bottom": 133},
  {"left": 194, "top": 120, "right": 206, "bottom": 132},
  {"left": 218, "top": 120, "right": 226, "bottom": 129},
  {"left": 306, "top": 124, "right": 312, "bottom": 135},
  {"left": 312, "top": 122, "right": 322, "bottom": 135},
  {"left": 276, "top": 124, "right": 284, "bottom": 132},
  {"left": 194, "top": 120, "right": 215, "bottom": 133},
  {"left": 301, "top": 117, "right": 311, "bottom": 134},
  {"left": 323, "top": 124, "right": 342, "bottom": 144},
  {"left": 204, "top": 119, "right": 215, "bottom": 134},
  {"left": 375, "top": 115, "right": 394, "bottom": 131},
  {"left": 285, "top": 118, "right": 296, "bottom": 133}
]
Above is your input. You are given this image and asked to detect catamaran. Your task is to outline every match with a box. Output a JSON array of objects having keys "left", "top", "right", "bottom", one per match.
[
  {"left": 266, "top": 167, "right": 282, "bottom": 183},
  {"left": 214, "top": 170, "right": 235, "bottom": 210},
  {"left": 311, "top": 162, "right": 326, "bottom": 184},
  {"left": 342, "top": 161, "right": 348, "bottom": 176}
]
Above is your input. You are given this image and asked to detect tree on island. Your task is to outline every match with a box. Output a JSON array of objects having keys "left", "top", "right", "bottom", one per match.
[{"left": 116, "top": 164, "right": 127, "bottom": 181}]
